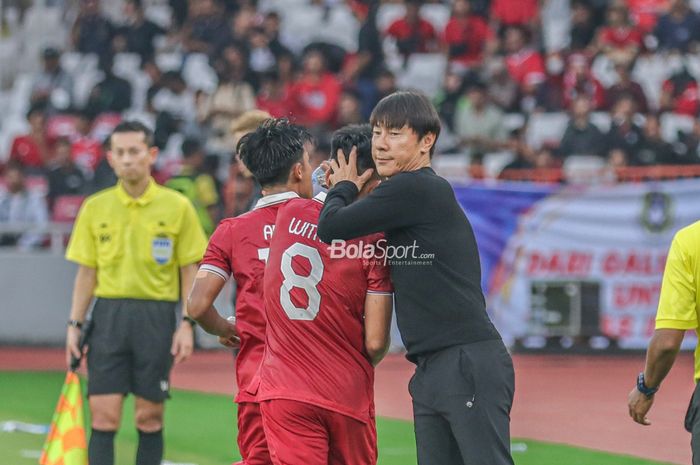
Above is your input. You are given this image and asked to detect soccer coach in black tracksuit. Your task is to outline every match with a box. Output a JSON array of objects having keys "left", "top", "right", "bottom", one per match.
[{"left": 317, "top": 91, "right": 515, "bottom": 465}]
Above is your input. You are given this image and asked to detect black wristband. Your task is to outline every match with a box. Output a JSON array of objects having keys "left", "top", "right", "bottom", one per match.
[
  {"left": 183, "top": 316, "right": 197, "bottom": 327},
  {"left": 68, "top": 319, "right": 83, "bottom": 329},
  {"left": 636, "top": 372, "right": 659, "bottom": 397}
]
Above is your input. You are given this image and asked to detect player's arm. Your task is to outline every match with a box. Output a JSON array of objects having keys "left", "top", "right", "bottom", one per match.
[
  {"left": 170, "top": 263, "right": 200, "bottom": 363},
  {"left": 187, "top": 269, "right": 238, "bottom": 345},
  {"left": 65, "top": 265, "right": 96, "bottom": 367},
  {"left": 363, "top": 293, "right": 393, "bottom": 366}
]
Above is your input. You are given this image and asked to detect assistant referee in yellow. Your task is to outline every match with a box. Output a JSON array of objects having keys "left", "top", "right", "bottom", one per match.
[
  {"left": 64, "top": 121, "right": 208, "bottom": 465},
  {"left": 628, "top": 219, "right": 700, "bottom": 463}
]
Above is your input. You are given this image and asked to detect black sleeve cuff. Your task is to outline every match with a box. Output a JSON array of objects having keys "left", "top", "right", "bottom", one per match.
[{"left": 331, "top": 180, "right": 360, "bottom": 204}]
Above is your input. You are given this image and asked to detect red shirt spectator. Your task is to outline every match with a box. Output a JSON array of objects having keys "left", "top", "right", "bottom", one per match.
[
  {"left": 491, "top": 0, "right": 539, "bottom": 26},
  {"left": 505, "top": 50, "right": 546, "bottom": 88},
  {"left": 290, "top": 51, "right": 342, "bottom": 127},
  {"left": 599, "top": 25, "right": 644, "bottom": 49},
  {"left": 10, "top": 136, "right": 53, "bottom": 170},
  {"left": 661, "top": 73, "right": 700, "bottom": 116},
  {"left": 385, "top": 0, "right": 437, "bottom": 55},
  {"left": 9, "top": 108, "right": 54, "bottom": 170},
  {"left": 504, "top": 26, "right": 546, "bottom": 89},
  {"left": 443, "top": 0, "right": 494, "bottom": 67},
  {"left": 562, "top": 67, "right": 606, "bottom": 110},
  {"left": 256, "top": 74, "right": 293, "bottom": 118},
  {"left": 626, "top": 0, "right": 668, "bottom": 32},
  {"left": 387, "top": 18, "right": 437, "bottom": 53},
  {"left": 596, "top": 3, "right": 644, "bottom": 64}
]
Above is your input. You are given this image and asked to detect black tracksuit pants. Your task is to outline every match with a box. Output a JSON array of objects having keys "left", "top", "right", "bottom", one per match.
[{"left": 410, "top": 339, "right": 515, "bottom": 465}]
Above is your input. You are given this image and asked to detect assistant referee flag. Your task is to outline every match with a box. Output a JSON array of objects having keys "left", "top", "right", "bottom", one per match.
[{"left": 40, "top": 371, "right": 88, "bottom": 465}]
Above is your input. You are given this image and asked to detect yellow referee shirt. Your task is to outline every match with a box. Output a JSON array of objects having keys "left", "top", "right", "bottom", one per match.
[
  {"left": 66, "top": 178, "right": 208, "bottom": 302},
  {"left": 655, "top": 220, "right": 700, "bottom": 380}
]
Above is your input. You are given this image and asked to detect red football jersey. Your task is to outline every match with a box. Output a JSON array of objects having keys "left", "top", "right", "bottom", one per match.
[
  {"left": 256, "top": 193, "right": 393, "bottom": 423},
  {"left": 200, "top": 191, "right": 301, "bottom": 403},
  {"left": 443, "top": 16, "right": 494, "bottom": 67}
]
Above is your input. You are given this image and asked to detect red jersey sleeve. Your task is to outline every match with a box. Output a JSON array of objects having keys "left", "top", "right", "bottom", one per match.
[
  {"left": 200, "top": 219, "right": 234, "bottom": 280},
  {"left": 364, "top": 235, "right": 393, "bottom": 294}
]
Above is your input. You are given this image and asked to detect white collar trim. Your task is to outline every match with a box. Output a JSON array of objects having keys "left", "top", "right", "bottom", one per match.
[{"left": 253, "top": 191, "right": 300, "bottom": 210}]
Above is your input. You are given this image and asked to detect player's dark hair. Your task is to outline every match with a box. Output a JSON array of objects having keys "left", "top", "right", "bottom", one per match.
[
  {"left": 110, "top": 120, "right": 154, "bottom": 148},
  {"left": 237, "top": 118, "right": 311, "bottom": 188},
  {"left": 370, "top": 91, "right": 441, "bottom": 156},
  {"left": 330, "top": 124, "right": 375, "bottom": 173}
]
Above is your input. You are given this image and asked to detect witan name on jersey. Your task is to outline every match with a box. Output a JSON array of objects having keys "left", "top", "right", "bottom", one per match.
[{"left": 288, "top": 217, "right": 321, "bottom": 243}]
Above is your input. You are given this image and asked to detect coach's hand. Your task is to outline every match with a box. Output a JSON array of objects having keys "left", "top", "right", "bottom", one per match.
[
  {"left": 65, "top": 326, "right": 84, "bottom": 369},
  {"left": 628, "top": 387, "right": 654, "bottom": 426},
  {"left": 171, "top": 324, "right": 194, "bottom": 364},
  {"left": 328, "top": 146, "right": 374, "bottom": 191}
]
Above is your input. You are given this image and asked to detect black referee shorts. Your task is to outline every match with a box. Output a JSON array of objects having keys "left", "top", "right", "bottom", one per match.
[{"left": 86, "top": 298, "right": 177, "bottom": 402}]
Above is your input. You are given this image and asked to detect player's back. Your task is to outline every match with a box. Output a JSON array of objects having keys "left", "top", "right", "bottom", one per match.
[
  {"left": 201, "top": 192, "right": 300, "bottom": 402},
  {"left": 257, "top": 194, "right": 392, "bottom": 422}
]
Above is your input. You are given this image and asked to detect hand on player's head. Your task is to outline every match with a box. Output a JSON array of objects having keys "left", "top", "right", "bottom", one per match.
[{"left": 328, "top": 146, "right": 374, "bottom": 191}]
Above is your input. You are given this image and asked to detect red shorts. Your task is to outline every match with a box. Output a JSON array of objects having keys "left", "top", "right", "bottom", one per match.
[
  {"left": 237, "top": 402, "right": 272, "bottom": 465},
  {"left": 260, "top": 399, "right": 377, "bottom": 465}
]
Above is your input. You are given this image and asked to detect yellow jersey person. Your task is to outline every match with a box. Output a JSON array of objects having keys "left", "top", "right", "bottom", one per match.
[
  {"left": 628, "top": 220, "right": 700, "bottom": 463},
  {"left": 64, "top": 121, "right": 208, "bottom": 465}
]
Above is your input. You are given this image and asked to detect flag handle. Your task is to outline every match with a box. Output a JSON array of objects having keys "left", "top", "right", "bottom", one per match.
[{"left": 70, "top": 319, "right": 93, "bottom": 372}]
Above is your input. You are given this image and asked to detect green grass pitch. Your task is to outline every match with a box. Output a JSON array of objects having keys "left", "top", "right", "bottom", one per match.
[{"left": 0, "top": 372, "right": 675, "bottom": 465}]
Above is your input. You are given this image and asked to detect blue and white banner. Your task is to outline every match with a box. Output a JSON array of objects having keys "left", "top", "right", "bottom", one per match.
[{"left": 455, "top": 179, "right": 700, "bottom": 350}]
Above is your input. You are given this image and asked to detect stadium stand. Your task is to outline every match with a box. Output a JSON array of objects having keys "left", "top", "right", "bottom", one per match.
[{"left": 0, "top": 0, "right": 700, "bottom": 250}]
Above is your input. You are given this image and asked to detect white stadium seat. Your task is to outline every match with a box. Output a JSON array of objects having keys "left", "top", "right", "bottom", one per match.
[
  {"left": 526, "top": 112, "right": 568, "bottom": 149},
  {"left": 393, "top": 53, "right": 447, "bottom": 98},
  {"left": 183, "top": 54, "right": 218, "bottom": 94},
  {"left": 563, "top": 155, "right": 607, "bottom": 184},
  {"left": 0, "top": 114, "right": 30, "bottom": 161},
  {"left": 591, "top": 55, "right": 618, "bottom": 88},
  {"left": 503, "top": 113, "right": 526, "bottom": 133},
  {"left": 632, "top": 54, "right": 676, "bottom": 111},
  {"left": 145, "top": 4, "right": 173, "bottom": 29},
  {"left": 8, "top": 73, "right": 34, "bottom": 118},
  {"left": 310, "top": 5, "right": 360, "bottom": 53},
  {"left": 589, "top": 112, "right": 611, "bottom": 132},
  {"left": 155, "top": 52, "right": 183, "bottom": 72},
  {"left": 113, "top": 53, "right": 142, "bottom": 80},
  {"left": 122, "top": 110, "right": 156, "bottom": 132},
  {"left": 485, "top": 151, "right": 516, "bottom": 179},
  {"left": 73, "top": 69, "right": 104, "bottom": 109},
  {"left": 660, "top": 113, "right": 695, "bottom": 142}
]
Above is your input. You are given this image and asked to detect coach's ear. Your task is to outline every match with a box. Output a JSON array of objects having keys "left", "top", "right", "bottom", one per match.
[{"left": 419, "top": 132, "right": 436, "bottom": 156}]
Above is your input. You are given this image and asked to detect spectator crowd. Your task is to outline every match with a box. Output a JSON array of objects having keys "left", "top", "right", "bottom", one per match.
[{"left": 3, "top": 0, "right": 700, "bottom": 249}]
